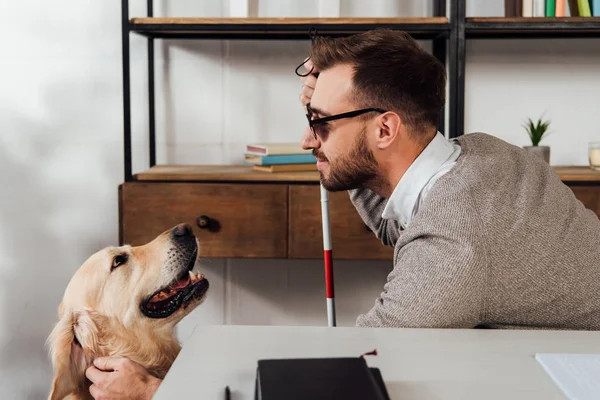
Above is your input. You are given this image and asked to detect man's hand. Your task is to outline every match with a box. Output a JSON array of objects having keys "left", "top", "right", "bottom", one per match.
[
  {"left": 299, "top": 59, "right": 318, "bottom": 109},
  {"left": 86, "top": 356, "right": 161, "bottom": 400}
]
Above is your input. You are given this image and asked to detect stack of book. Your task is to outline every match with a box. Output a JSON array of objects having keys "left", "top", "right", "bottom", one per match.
[
  {"left": 506, "top": 0, "right": 599, "bottom": 16},
  {"left": 244, "top": 142, "right": 317, "bottom": 173}
]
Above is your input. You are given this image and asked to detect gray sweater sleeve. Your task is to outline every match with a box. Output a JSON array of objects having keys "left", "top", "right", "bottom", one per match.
[
  {"left": 354, "top": 187, "right": 488, "bottom": 329},
  {"left": 348, "top": 188, "right": 402, "bottom": 247},
  {"left": 355, "top": 232, "right": 486, "bottom": 328}
]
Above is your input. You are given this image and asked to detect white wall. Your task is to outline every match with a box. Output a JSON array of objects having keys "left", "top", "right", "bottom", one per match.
[{"left": 1, "top": 0, "right": 599, "bottom": 398}]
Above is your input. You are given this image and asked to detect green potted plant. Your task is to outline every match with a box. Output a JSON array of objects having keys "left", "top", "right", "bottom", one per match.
[{"left": 523, "top": 116, "right": 551, "bottom": 163}]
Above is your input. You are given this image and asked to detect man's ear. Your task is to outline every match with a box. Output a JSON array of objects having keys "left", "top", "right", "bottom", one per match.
[
  {"left": 375, "top": 112, "right": 403, "bottom": 150},
  {"left": 46, "top": 308, "right": 102, "bottom": 400}
]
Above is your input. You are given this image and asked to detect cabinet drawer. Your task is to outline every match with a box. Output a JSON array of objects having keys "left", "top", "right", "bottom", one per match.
[
  {"left": 570, "top": 185, "right": 600, "bottom": 217},
  {"left": 289, "top": 185, "right": 393, "bottom": 260},
  {"left": 119, "top": 182, "right": 287, "bottom": 258}
]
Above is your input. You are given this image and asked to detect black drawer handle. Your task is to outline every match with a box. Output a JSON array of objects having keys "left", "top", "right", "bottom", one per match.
[
  {"left": 196, "top": 215, "right": 221, "bottom": 233},
  {"left": 197, "top": 215, "right": 211, "bottom": 229}
]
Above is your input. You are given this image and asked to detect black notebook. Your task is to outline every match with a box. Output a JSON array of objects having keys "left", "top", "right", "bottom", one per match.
[{"left": 254, "top": 357, "right": 390, "bottom": 400}]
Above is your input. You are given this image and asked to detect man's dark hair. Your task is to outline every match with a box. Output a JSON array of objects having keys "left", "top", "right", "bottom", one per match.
[{"left": 309, "top": 29, "right": 446, "bottom": 139}]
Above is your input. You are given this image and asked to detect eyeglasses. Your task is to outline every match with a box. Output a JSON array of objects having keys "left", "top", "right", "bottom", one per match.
[
  {"left": 295, "top": 28, "right": 319, "bottom": 78},
  {"left": 305, "top": 103, "right": 387, "bottom": 140}
]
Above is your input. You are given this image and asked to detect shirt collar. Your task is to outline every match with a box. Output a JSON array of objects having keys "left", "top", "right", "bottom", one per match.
[{"left": 381, "top": 132, "right": 458, "bottom": 225}]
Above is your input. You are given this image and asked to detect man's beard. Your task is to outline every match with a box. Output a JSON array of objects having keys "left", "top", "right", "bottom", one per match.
[{"left": 314, "top": 127, "right": 380, "bottom": 192}]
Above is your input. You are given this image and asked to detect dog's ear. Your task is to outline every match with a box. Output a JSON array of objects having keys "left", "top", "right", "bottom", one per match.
[{"left": 47, "top": 307, "right": 103, "bottom": 400}]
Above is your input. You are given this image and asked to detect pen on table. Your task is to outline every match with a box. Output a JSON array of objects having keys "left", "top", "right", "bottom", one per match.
[{"left": 224, "top": 385, "right": 231, "bottom": 400}]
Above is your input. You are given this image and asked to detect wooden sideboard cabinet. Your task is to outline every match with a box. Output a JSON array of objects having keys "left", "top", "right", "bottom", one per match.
[{"left": 119, "top": 165, "right": 600, "bottom": 260}]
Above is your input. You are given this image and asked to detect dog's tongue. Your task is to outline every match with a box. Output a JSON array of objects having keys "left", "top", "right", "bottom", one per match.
[{"left": 172, "top": 276, "right": 190, "bottom": 290}]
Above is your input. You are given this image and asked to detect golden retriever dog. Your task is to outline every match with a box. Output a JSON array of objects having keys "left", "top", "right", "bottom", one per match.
[{"left": 46, "top": 223, "right": 209, "bottom": 400}]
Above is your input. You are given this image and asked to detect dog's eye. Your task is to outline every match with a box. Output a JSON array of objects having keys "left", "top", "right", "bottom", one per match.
[{"left": 111, "top": 254, "right": 128, "bottom": 271}]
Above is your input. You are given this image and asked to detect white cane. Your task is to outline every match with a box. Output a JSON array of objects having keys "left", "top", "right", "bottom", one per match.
[{"left": 320, "top": 184, "right": 336, "bottom": 327}]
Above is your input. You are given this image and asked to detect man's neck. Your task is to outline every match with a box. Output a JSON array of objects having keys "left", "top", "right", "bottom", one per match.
[{"left": 372, "top": 131, "right": 436, "bottom": 198}]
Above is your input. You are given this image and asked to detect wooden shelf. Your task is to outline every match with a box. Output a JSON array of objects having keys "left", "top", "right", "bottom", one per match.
[
  {"left": 465, "top": 17, "right": 600, "bottom": 38},
  {"left": 132, "top": 165, "right": 600, "bottom": 183},
  {"left": 133, "top": 165, "right": 320, "bottom": 183},
  {"left": 128, "top": 17, "right": 450, "bottom": 40},
  {"left": 553, "top": 166, "right": 600, "bottom": 182}
]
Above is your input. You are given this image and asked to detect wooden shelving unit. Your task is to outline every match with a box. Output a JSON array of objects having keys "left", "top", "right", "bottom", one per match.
[{"left": 118, "top": 0, "right": 600, "bottom": 255}]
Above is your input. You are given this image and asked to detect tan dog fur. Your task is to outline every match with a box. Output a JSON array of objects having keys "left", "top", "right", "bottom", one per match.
[{"left": 46, "top": 224, "right": 208, "bottom": 400}]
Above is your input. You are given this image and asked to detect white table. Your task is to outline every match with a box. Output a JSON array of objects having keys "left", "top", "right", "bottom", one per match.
[{"left": 154, "top": 325, "right": 600, "bottom": 399}]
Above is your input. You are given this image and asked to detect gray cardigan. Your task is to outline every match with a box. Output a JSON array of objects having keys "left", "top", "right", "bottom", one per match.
[{"left": 350, "top": 133, "right": 600, "bottom": 330}]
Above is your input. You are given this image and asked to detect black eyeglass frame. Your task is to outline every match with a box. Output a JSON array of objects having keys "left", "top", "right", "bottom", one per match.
[{"left": 305, "top": 104, "right": 387, "bottom": 139}]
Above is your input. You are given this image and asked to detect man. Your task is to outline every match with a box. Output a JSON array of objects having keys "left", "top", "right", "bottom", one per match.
[{"left": 299, "top": 28, "right": 600, "bottom": 330}]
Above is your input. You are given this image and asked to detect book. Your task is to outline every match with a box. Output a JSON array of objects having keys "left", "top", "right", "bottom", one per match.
[
  {"left": 244, "top": 153, "right": 317, "bottom": 165},
  {"left": 253, "top": 164, "right": 317, "bottom": 172},
  {"left": 546, "top": 0, "right": 556, "bottom": 15},
  {"left": 523, "top": 0, "right": 534, "bottom": 16},
  {"left": 505, "top": 0, "right": 519, "bottom": 16},
  {"left": 534, "top": 0, "right": 546, "bottom": 15},
  {"left": 578, "top": 0, "right": 592, "bottom": 15},
  {"left": 556, "top": 0, "right": 566, "bottom": 16},
  {"left": 592, "top": 0, "right": 600, "bottom": 15},
  {"left": 505, "top": 0, "right": 524, "bottom": 16},
  {"left": 254, "top": 357, "right": 390, "bottom": 400},
  {"left": 568, "top": 0, "right": 580, "bottom": 14},
  {"left": 245, "top": 143, "right": 310, "bottom": 156}
]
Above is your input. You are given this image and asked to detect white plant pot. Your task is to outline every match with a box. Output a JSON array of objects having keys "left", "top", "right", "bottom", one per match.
[{"left": 523, "top": 145, "right": 550, "bottom": 163}]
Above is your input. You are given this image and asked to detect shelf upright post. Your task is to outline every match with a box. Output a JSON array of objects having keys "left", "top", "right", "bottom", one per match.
[
  {"left": 148, "top": 0, "right": 156, "bottom": 168},
  {"left": 448, "top": 0, "right": 466, "bottom": 138},
  {"left": 121, "top": 0, "right": 133, "bottom": 182},
  {"left": 432, "top": 0, "right": 447, "bottom": 136}
]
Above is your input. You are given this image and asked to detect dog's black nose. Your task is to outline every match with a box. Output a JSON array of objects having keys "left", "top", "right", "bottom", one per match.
[
  {"left": 173, "top": 223, "right": 194, "bottom": 238},
  {"left": 171, "top": 223, "right": 197, "bottom": 255}
]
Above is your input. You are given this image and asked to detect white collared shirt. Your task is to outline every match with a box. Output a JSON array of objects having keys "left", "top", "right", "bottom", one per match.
[{"left": 381, "top": 132, "right": 462, "bottom": 228}]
